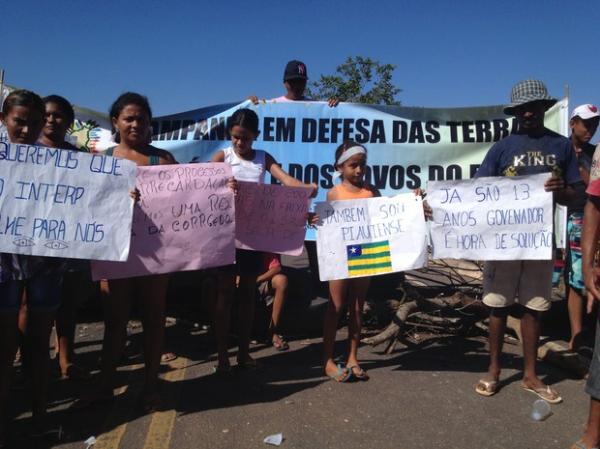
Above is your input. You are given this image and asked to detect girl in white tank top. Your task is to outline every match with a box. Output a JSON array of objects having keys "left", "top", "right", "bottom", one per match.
[
  {"left": 222, "top": 146, "right": 266, "bottom": 183},
  {"left": 210, "top": 108, "right": 317, "bottom": 375}
]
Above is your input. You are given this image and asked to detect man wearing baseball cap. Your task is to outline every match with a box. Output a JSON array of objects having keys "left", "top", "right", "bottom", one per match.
[
  {"left": 271, "top": 60, "right": 311, "bottom": 102},
  {"left": 565, "top": 105, "right": 600, "bottom": 353},
  {"left": 570, "top": 104, "right": 599, "bottom": 174},
  {"left": 474, "top": 80, "right": 583, "bottom": 403},
  {"left": 249, "top": 60, "right": 338, "bottom": 106}
]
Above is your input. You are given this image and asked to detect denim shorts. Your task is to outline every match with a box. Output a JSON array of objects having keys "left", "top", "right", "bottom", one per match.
[{"left": 0, "top": 274, "right": 63, "bottom": 311}]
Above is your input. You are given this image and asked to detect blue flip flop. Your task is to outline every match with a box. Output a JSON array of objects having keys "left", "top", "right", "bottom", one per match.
[
  {"left": 347, "top": 365, "right": 369, "bottom": 381},
  {"left": 327, "top": 364, "right": 352, "bottom": 383}
]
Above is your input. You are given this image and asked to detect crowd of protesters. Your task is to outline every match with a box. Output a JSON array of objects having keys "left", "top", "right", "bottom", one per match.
[{"left": 1, "top": 63, "right": 600, "bottom": 449}]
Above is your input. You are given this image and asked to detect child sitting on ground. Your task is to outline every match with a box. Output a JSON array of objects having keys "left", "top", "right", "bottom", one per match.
[{"left": 256, "top": 253, "right": 289, "bottom": 351}]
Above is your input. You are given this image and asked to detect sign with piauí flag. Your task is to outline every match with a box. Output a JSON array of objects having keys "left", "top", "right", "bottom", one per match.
[
  {"left": 347, "top": 241, "right": 393, "bottom": 276},
  {"left": 315, "top": 194, "right": 428, "bottom": 281}
]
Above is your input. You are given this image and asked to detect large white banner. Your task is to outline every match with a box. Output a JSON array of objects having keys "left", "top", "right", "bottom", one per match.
[
  {"left": 0, "top": 142, "right": 137, "bottom": 261},
  {"left": 427, "top": 173, "right": 553, "bottom": 261},
  {"left": 315, "top": 194, "right": 428, "bottom": 281},
  {"left": 0, "top": 89, "right": 569, "bottom": 241}
]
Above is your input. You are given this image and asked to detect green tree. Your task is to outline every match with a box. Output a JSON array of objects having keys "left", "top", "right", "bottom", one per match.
[{"left": 307, "top": 56, "right": 401, "bottom": 105}]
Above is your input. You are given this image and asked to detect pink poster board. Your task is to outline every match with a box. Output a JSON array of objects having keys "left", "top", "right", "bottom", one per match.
[
  {"left": 92, "top": 163, "right": 235, "bottom": 280},
  {"left": 235, "top": 181, "right": 310, "bottom": 256}
]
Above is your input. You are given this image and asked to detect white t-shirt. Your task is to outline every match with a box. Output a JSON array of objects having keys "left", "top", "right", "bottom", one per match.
[
  {"left": 269, "top": 95, "right": 313, "bottom": 103},
  {"left": 223, "top": 146, "right": 266, "bottom": 183}
]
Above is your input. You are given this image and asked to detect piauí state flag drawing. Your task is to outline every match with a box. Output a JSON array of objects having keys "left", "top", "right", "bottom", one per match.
[{"left": 346, "top": 241, "right": 392, "bottom": 277}]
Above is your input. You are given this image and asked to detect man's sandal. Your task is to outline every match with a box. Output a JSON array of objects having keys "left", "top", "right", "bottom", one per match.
[
  {"left": 475, "top": 379, "right": 498, "bottom": 397},
  {"left": 521, "top": 384, "right": 562, "bottom": 404}
]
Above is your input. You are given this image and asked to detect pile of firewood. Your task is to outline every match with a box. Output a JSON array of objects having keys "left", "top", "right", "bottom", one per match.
[{"left": 361, "top": 257, "right": 590, "bottom": 378}]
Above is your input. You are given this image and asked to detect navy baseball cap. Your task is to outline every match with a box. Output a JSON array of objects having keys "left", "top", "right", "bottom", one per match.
[{"left": 284, "top": 60, "right": 308, "bottom": 81}]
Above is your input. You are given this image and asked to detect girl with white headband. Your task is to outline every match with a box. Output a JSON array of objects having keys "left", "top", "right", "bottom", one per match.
[{"left": 322, "top": 140, "right": 379, "bottom": 382}]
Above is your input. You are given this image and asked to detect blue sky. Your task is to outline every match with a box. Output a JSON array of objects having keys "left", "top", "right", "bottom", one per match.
[{"left": 3, "top": 0, "right": 599, "bottom": 117}]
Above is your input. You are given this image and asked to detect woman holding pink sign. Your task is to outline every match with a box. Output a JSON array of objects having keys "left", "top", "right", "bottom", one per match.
[
  {"left": 74, "top": 92, "right": 176, "bottom": 413},
  {"left": 211, "top": 108, "right": 316, "bottom": 376}
]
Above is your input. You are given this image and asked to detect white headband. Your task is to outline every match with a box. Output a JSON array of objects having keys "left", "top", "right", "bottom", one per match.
[
  {"left": 336, "top": 146, "right": 366, "bottom": 166},
  {"left": 333, "top": 146, "right": 366, "bottom": 179}
]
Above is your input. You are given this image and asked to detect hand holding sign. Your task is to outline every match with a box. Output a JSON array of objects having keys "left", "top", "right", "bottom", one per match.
[
  {"left": 235, "top": 182, "right": 310, "bottom": 256},
  {"left": 315, "top": 194, "right": 428, "bottom": 281},
  {"left": 0, "top": 143, "right": 136, "bottom": 261},
  {"left": 427, "top": 173, "right": 553, "bottom": 261},
  {"left": 92, "top": 163, "right": 235, "bottom": 280}
]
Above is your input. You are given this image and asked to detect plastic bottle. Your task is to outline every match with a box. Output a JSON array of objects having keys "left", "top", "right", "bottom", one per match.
[{"left": 531, "top": 399, "right": 552, "bottom": 421}]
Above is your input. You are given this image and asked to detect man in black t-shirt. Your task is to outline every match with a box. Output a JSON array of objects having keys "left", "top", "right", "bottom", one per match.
[{"left": 474, "top": 80, "right": 583, "bottom": 403}]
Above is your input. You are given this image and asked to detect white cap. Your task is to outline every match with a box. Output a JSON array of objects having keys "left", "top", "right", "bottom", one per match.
[{"left": 570, "top": 104, "right": 600, "bottom": 120}]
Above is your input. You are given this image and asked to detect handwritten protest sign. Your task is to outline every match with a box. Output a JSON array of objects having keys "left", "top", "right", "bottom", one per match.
[
  {"left": 315, "top": 194, "right": 428, "bottom": 281},
  {"left": 427, "top": 173, "right": 553, "bottom": 260},
  {"left": 235, "top": 182, "right": 310, "bottom": 256},
  {"left": 92, "top": 163, "right": 235, "bottom": 280},
  {"left": 0, "top": 142, "right": 136, "bottom": 261}
]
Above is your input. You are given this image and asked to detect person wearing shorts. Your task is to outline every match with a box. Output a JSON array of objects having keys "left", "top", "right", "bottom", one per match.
[
  {"left": 256, "top": 253, "right": 289, "bottom": 351},
  {"left": 0, "top": 90, "right": 67, "bottom": 444},
  {"left": 473, "top": 80, "right": 583, "bottom": 403},
  {"left": 575, "top": 143, "right": 600, "bottom": 449},
  {"left": 565, "top": 104, "right": 599, "bottom": 351}
]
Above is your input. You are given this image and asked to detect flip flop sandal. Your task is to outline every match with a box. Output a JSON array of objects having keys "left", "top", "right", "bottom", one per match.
[
  {"left": 521, "top": 384, "right": 563, "bottom": 404},
  {"left": 475, "top": 379, "right": 498, "bottom": 397},
  {"left": 347, "top": 365, "right": 369, "bottom": 381},
  {"left": 272, "top": 336, "right": 290, "bottom": 352},
  {"left": 161, "top": 352, "right": 178, "bottom": 365},
  {"left": 327, "top": 364, "right": 353, "bottom": 383},
  {"left": 571, "top": 440, "right": 599, "bottom": 449}
]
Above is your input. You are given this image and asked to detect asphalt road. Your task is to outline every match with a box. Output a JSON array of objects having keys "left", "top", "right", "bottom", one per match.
[{"left": 7, "top": 321, "right": 590, "bottom": 449}]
